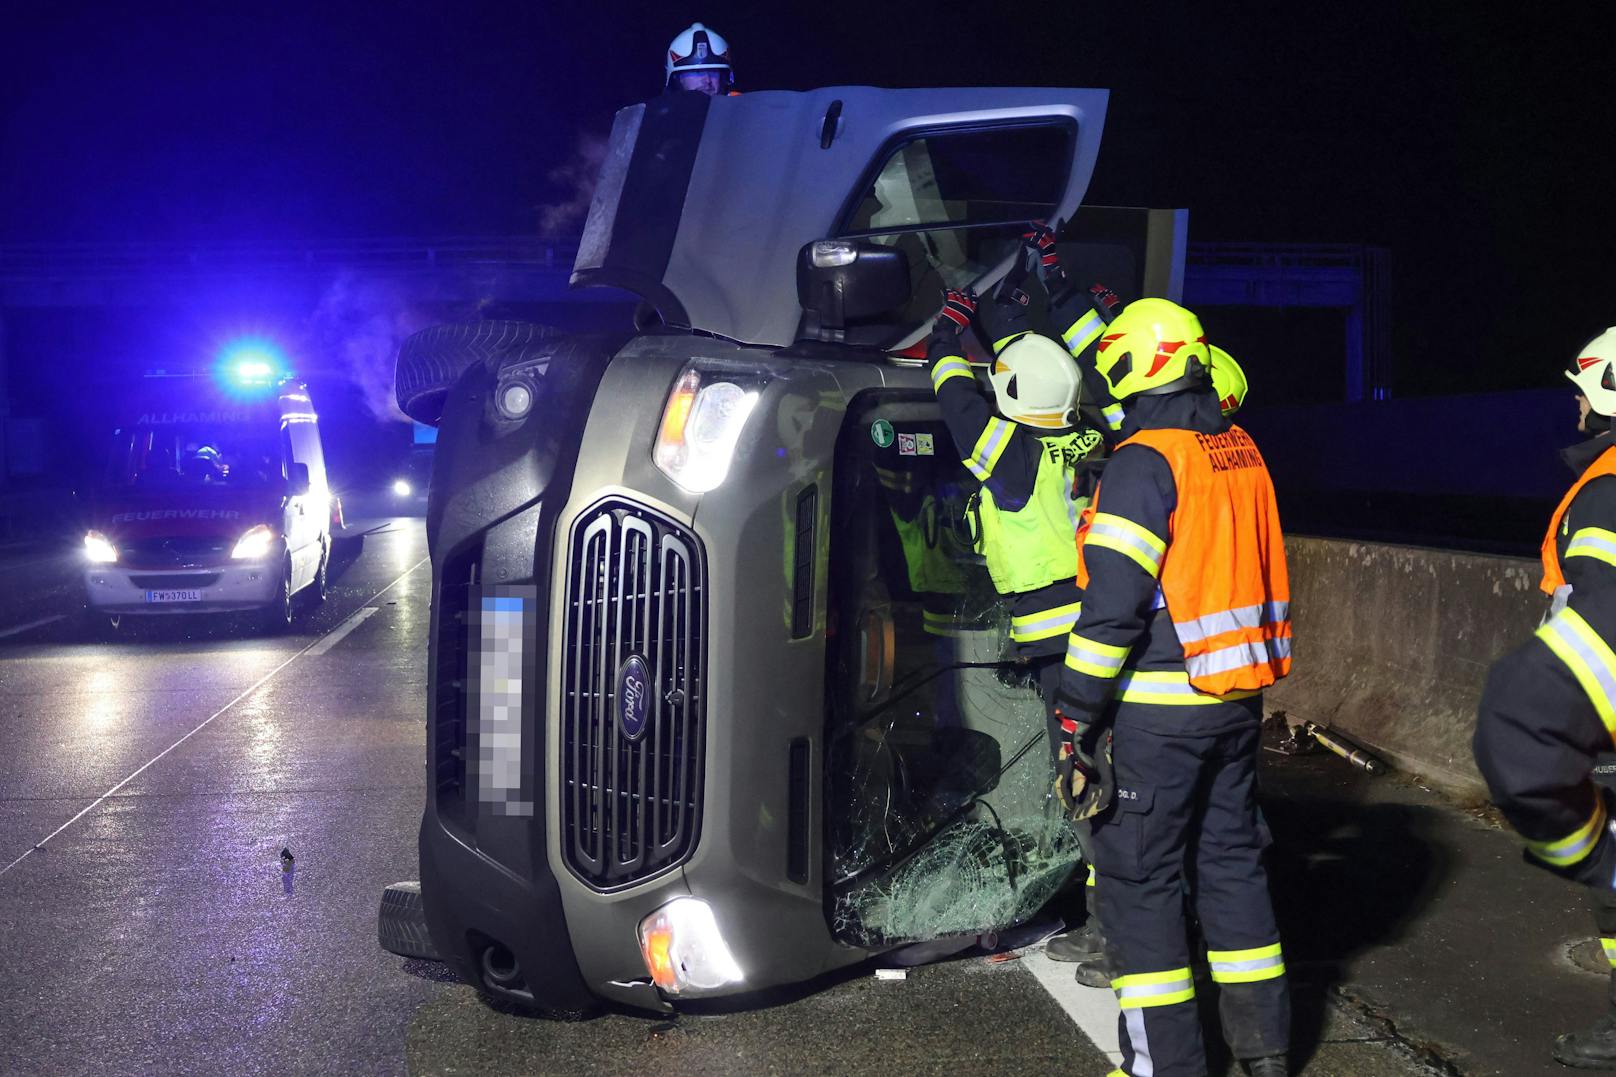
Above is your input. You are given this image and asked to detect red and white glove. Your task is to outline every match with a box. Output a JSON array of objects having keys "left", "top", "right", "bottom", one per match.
[
  {"left": 932, "top": 287, "right": 978, "bottom": 336},
  {"left": 1022, "top": 220, "right": 1070, "bottom": 293}
]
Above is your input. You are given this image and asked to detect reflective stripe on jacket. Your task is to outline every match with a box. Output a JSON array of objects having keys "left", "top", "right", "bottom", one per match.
[
  {"left": 1080, "top": 424, "right": 1291, "bottom": 695},
  {"left": 1541, "top": 445, "right": 1616, "bottom": 595}
]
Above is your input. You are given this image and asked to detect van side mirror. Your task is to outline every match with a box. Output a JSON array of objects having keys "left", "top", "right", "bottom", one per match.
[
  {"left": 797, "top": 240, "right": 911, "bottom": 342},
  {"left": 288, "top": 462, "right": 311, "bottom": 496}
]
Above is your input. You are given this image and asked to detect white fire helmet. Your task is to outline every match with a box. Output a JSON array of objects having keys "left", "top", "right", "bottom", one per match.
[
  {"left": 1566, "top": 327, "right": 1616, "bottom": 418},
  {"left": 665, "top": 23, "right": 733, "bottom": 90},
  {"left": 990, "top": 334, "right": 1083, "bottom": 429}
]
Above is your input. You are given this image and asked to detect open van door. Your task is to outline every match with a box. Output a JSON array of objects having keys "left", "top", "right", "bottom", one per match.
[{"left": 572, "top": 86, "right": 1109, "bottom": 348}]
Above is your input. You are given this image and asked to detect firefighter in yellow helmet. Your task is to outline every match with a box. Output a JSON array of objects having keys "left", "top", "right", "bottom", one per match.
[
  {"left": 1054, "top": 298, "right": 1292, "bottom": 1076},
  {"left": 1473, "top": 326, "right": 1616, "bottom": 1069},
  {"left": 1209, "top": 346, "right": 1249, "bottom": 416}
]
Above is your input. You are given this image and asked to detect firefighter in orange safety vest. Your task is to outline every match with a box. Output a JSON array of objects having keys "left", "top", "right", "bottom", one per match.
[
  {"left": 1053, "top": 298, "right": 1292, "bottom": 1077},
  {"left": 1473, "top": 326, "right": 1616, "bottom": 1070}
]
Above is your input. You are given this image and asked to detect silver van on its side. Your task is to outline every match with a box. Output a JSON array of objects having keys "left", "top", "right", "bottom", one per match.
[{"left": 392, "top": 85, "right": 1186, "bottom": 1014}]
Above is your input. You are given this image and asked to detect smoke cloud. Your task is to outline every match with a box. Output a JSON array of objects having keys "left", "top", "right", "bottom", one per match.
[
  {"left": 537, "top": 133, "right": 608, "bottom": 239},
  {"left": 306, "top": 270, "right": 430, "bottom": 423}
]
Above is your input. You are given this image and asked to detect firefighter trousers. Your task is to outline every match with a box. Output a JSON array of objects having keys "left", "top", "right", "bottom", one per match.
[{"left": 1091, "top": 717, "right": 1289, "bottom": 1076}]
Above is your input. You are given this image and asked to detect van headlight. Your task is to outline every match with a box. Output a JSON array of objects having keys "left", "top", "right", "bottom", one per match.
[
  {"left": 230, "top": 524, "right": 276, "bottom": 561},
  {"left": 653, "top": 367, "right": 762, "bottom": 493},
  {"left": 83, "top": 531, "right": 118, "bottom": 564},
  {"left": 636, "top": 897, "right": 744, "bottom": 994}
]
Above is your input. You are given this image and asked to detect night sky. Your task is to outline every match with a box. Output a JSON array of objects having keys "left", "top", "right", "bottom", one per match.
[{"left": 3, "top": 3, "right": 1613, "bottom": 397}]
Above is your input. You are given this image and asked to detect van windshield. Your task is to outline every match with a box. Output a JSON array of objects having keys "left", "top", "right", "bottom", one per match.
[{"left": 107, "top": 421, "right": 284, "bottom": 489}]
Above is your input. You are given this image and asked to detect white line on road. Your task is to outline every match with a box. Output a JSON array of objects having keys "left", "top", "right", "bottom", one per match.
[
  {"left": 0, "top": 615, "right": 66, "bottom": 640},
  {"left": 1021, "top": 948, "right": 1124, "bottom": 1067},
  {"left": 304, "top": 606, "right": 379, "bottom": 655},
  {"left": 0, "top": 556, "right": 429, "bottom": 880}
]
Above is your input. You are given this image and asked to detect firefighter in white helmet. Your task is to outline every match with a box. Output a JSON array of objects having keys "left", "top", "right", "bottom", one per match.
[
  {"left": 1474, "top": 326, "right": 1616, "bottom": 1069},
  {"left": 664, "top": 22, "right": 736, "bottom": 96},
  {"left": 926, "top": 237, "right": 1110, "bottom": 975}
]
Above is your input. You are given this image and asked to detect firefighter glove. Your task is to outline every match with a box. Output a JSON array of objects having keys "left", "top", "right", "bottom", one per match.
[
  {"left": 1054, "top": 707, "right": 1114, "bottom": 820},
  {"left": 1023, "top": 219, "right": 1069, "bottom": 292},
  {"left": 932, "top": 287, "right": 979, "bottom": 337}
]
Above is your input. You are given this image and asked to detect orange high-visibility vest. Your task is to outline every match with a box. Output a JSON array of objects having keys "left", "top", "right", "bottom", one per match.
[
  {"left": 1541, "top": 446, "right": 1616, "bottom": 595},
  {"left": 1078, "top": 425, "right": 1291, "bottom": 695}
]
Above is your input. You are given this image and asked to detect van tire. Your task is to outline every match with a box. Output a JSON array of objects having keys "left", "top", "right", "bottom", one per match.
[
  {"left": 258, "top": 560, "right": 295, "bottom": 634},
  {"left": 307, "top": 540, "right": 329, "bottom": 607},
  {"left": 395, "top": 320, "right": 560, "bottom": 426},
  {"left": 378, "top": 881, "right": 440, "bottom": 961}
]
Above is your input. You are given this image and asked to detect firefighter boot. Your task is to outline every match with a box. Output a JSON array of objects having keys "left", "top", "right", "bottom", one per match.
[
  {"left": 1244, "top": 1056, "right": 1288, "bottom": 1076},
  {"left": 1072, "top": 952, "right": 1113, "bottom": 989},
  {"left": 1045, "top": 920, "right": 1106, "bottom": 962},
  {"left": 1553, "top": 970, "right": 1616, "bottom": 1070}
]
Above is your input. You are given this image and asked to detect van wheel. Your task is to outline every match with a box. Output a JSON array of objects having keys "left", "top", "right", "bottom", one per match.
[
  {"left": 259, "top": 561, "right": 295, "bottom": 634},
  {"left": 308, "top": 542, "right": 330, "bottom": 607},
  {"left": 395, "top": 319, "right": 559, "bottom": 425}
]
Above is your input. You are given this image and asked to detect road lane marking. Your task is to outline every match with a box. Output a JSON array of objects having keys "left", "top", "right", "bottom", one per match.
[
  {"left": 0, "top": 555, "right": 429, "bottom": 880},
  {"left": 0, "top": 615, "right": 66, "bottom": 639},
  {"left": 1021, "top": 948, "right": 1124, "bottom": 1066},
  {"left": 305, "top": 606, "right": 379, "bottom": 655}
]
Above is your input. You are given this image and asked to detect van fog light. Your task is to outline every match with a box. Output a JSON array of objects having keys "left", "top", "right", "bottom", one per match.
[
  {"left": 636, "top": 898, "right": 743, "bottom": 994},
  {"left": 496, "top": 380, "right": 534, "bottom": 420}
]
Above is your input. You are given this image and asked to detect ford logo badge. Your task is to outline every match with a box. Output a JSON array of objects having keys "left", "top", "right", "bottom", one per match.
[{"left": 617, "top": 655, "right": 651, "bottom": 741}]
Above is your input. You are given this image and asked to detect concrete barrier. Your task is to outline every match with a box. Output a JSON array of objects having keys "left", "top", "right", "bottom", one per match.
[{"left": 1267, "top": 536, "right": 1546, "bottom": 802}]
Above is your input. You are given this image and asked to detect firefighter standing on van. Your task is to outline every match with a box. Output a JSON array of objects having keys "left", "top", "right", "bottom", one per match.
[
  {"left": 664, "top": 22, "right": 738, "bottom": 96},
  {"left": 925, "top": 236, "right": 1111, "bottom": 965},
  {"left": 1054, "top": 298, "right": 1292, "bottom": 1077},
  {"left": 1473, "top": 327, "right": 1616, "bottom": 1070}
]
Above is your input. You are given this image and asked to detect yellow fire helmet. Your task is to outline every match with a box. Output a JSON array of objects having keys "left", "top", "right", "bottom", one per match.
[
  {"left": 1208, "top": 346, "right": 1248, "bottom": 416},
  {"left": 1094, "top": 298, "right": 1210, "bottom": 401}
]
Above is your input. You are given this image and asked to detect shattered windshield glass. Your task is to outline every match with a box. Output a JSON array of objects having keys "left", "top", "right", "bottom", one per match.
[{"left": 827, "top": 396, "right": 1082, "bottom": 947}]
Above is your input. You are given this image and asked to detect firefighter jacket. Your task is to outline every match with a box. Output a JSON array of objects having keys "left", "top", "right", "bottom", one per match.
[
  {"left": 1057, "top": 390, "right": 1290, "bottom": 735},
  {"left": 1048, "top": 282, "right": 1128, "bottom": 437},
  {"left": 926, "top": 299, "right": 1102, "bottom": 655},
  {"left": 1475, "top": 433, "right": 1616, "bottom": 885}
]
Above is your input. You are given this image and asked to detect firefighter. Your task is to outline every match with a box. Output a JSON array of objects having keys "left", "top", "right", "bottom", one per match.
[
  {"left": 1054, "top": 298, "right": 1292, "bottom": 1076},
  {"left": 925, "top": 244, "right": 1109, "bottom": 966},
  {"left": 663, "top": 22, "right": 737, "bottom": 96},
  {"left": 1472, "top": 326, "right": 1616, "bottom": 1070}
]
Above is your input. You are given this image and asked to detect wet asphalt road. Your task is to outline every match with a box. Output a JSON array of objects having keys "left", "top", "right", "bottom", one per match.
[
  {"left": 0, "top": 520, "right": 438, "bottom": 1075},
  {"left": 0, "top": 519, "right": 1445, "bottom": 1076}
]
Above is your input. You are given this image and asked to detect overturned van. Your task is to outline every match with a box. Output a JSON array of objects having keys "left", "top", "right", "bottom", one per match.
[{"left": 396, "top": 86, "right": 1186, "bottom": 1013}]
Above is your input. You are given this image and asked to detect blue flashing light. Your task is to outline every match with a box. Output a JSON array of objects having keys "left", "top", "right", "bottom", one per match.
[{"left": 217, "top": 339, "right": 289, "bottom": 394}]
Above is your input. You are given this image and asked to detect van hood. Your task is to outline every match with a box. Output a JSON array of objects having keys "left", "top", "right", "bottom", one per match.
[
  {"left": 90, "top": 487, "right": 282, "bottom": 542},
  {"left": 571, "top": 86, "right": 1108, "bottom": 348}
]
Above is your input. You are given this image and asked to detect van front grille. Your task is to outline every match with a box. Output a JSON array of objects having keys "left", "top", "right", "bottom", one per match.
[
  {"left": 431, "top": 545, "right": 481, "bottom": 828},
  {"left": 560, "top": 499, "right": 705, "bottom": 890}
]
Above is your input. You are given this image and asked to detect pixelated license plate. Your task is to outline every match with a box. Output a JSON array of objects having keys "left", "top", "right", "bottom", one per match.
[{"left": 471, "top": 587, "right": 536, "bottom": 818}]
